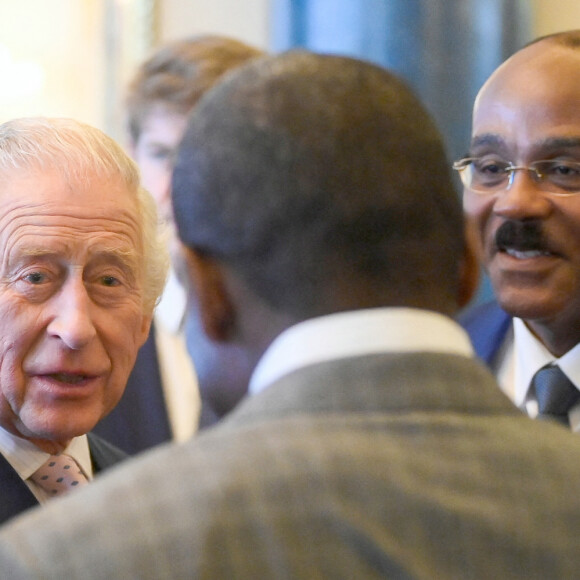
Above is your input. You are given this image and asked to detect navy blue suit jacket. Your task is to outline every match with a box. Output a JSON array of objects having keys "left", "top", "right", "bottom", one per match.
[
  {"left": 459, "top": 300, "right": 511, "bottom": 365},
  {"left": 92, "top": 324, "right": 173, "bottom": 455},
  {"left": 0, "top": 432, "right": 126, "bottom": 525}
]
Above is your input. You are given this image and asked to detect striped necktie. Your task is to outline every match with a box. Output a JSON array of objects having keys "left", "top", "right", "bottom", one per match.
[{"left": 532, "top": 363, "right": 580, "bottom": 427}]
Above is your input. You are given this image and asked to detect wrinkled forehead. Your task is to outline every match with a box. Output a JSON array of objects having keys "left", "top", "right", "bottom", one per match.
[{"left": 0, "top": 167, "right": 142, "bottom": 235}]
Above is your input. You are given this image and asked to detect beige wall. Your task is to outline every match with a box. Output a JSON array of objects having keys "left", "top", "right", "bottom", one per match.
[
  {"left": 0, "top": 0, "right": 103, "bottom": 127},
  {"left": 0, "top": 1, "right": 579, "bottom": 137},
  {"left": 533, "top": 0, "right": 580, "bottom": 36},
  {"left": 160, "top": 0, "right": 270, "bottom": 48}
]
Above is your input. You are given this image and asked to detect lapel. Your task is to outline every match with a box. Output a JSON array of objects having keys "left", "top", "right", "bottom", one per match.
[
  {"left": 87, "top": 433, "right": 127, "bottom": 474},
  {"left": 222, "top": 352, "right": 519, "bottom": 430},
  {"left": 0, "top": 453, "right": 38, "bottom": 525},
  {"left": 0, "top": 433, "right": 126, "bottom": 525}
]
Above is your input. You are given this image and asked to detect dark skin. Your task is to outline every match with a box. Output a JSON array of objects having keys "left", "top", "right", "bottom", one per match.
[
  {"left": 180, "top": 219, "right": 479, "bottom": 416},
  {"left": 465, "top": 42, "right": 580, "bottom": 356}
]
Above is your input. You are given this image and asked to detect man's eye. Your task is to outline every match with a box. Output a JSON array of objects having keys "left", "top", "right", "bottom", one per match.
[
  {"left": 550, "top": 162, "right": 580, "bottom": 175},
  {"left": 146, "top": 145, "right": 174, "bottom": 163},
  {"left": 474, "top": 160, "right": 507, "bottom": 175},
  {"left": 24, "top": 272, "right": 46, "bottom": 284},
  {"left": 101, "top": 276, "right": 120, "bottom": 287}
]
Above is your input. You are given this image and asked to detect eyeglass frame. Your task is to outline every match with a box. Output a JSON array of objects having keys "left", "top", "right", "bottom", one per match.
[{"left": 452, "top": 157, "right": 580, "bottom": 197}]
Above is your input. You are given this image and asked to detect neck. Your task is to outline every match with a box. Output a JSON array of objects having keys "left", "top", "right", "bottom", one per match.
[{"left": 525, "top": 320, "right": 580, "bottom": 358}]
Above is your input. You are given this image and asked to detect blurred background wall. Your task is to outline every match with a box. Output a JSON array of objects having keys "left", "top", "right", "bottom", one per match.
[
  {"left": 0, "top": 0, "right": 577, "bottom": 306},
  {"left": 0, "top": 0, "right": 577, "bottom": 138}
]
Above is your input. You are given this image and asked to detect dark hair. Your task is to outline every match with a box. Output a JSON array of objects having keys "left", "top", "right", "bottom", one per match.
[
  {"left": 126, "top": 35, "right": 264, "bottom": 142},
  {"left": 173, "top": 50, "right": 464, "bottom": 317}
]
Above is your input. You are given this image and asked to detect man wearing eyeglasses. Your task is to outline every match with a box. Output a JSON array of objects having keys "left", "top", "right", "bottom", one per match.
[{"left": 457, "top": 30, "right": 580, "bottom": 430}]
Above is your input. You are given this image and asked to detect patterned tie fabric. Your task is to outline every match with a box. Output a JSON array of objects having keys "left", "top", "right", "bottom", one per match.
[
  {"left": 532, "top": 363, "right": 580, "bottom": 426},
  {"left": 30, "top": 453, "right": 89, "bottom": 497}
]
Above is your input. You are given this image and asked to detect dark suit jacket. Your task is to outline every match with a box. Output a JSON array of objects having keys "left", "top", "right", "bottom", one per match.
[
  {"left": 459, "top": 300, "right": 511, "bottom": 365},
  {"left": 91, "top": 324, "right": 173, "bottom": 455},
  {"left": 3, "top": 352, "right": 580, "bottom": 578},
  {"left": 0, "top": 432, "right": 126, "bottom": 525}
]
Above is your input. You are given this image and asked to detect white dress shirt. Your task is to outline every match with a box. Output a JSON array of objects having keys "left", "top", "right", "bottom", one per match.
[
  {"left": 0, "top": 426, "right": 92, "bottom": 502},
  {"left": 249, "top": 307, "right": 474, "bottom": 395},
  {"left": 494, "top": 318, "right": 580, "bottom": 431}
]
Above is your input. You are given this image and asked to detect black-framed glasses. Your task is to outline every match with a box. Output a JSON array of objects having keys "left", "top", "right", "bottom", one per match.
[{"left": 452, "top": 157, "right": 580, "bottom": 196}]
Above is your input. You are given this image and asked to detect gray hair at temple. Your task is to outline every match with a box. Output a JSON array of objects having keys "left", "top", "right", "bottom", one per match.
[
  {"left": 0, "top": 116, "right": 169, "bottom": 312},
  {"left": 172, "top": 50, "right": 464, "bottom": 318}
]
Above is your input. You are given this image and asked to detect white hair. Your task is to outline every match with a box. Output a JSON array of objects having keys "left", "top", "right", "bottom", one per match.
[{"left": 0, "top": 117, "right": 169, "bottom": 312}]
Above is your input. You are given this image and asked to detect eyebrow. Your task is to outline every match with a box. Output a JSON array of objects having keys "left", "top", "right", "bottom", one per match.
[
  {"left": 20, "top": 247, "right": 139, "bottom": 270},
  {"left": 469, "top": 134, "right": 505, "bottom": 151},
  {"left": 469, "top": 134, "right": 580, "bottom": 154}
]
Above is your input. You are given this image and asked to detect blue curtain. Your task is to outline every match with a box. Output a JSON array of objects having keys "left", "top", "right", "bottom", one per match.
[{"left": 270, "top": 0, "right": 533, "bottom": 307}]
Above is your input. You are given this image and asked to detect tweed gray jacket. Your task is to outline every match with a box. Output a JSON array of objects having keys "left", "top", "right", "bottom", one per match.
[{"left": 0, "top": 352, "right": 579, "bottom": 579}]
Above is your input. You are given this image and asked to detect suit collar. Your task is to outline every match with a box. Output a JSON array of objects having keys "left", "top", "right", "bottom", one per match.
[
  {"left": 250, "top": 308, "right": 473, "bottom": 395},
  {"left": 225, "top": 352, "right": 519, "bottom": 429},
  {"left": 0, "top": 452, "right": 37, "bottom": 524}
]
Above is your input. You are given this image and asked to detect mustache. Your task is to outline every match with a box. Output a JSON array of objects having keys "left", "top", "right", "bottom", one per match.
[{"left": 494, "top": 220, "right": 547, "bottom": 252}]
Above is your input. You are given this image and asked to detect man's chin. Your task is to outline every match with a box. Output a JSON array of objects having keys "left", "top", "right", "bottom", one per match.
[
  {"left": 495, "top": 288, "right": 566, "bottom": 323},
  {"left": 18, "top": 412, "right": 101, "bottom": 446}
]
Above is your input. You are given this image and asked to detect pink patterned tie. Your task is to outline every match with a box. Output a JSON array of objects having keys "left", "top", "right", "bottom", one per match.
[{"left": 30, "top": 453, "right": 89, "bottom": 497}]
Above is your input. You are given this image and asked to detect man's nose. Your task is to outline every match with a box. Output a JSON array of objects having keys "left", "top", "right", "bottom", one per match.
[
  {"left": 46, "top": 277, "right": 96, "bottom": 350},
  {"left": 492, "top": 169, "right": 553, "bottom": 220}
]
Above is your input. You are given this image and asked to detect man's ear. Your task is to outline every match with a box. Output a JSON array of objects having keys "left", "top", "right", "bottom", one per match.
[
  {"left": 182, "top": 247, "right": 236, "bottom": 342},
  {"left": 457, "top": 217, "right": 480, "bottom": 309}
]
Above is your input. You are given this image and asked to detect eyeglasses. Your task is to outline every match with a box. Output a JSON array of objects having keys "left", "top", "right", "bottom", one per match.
[{"left": 452, "top": 157, "right": 580, "bottom": 196}]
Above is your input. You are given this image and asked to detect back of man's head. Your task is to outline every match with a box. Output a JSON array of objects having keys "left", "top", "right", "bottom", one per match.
[{"left": 172, "top": 50, "right": 466, "bottom": 320}]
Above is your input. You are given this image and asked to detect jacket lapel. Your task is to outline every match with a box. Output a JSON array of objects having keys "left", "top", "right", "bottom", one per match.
[{"left": 0, "top": 453, "right": 38, "bottom": 525}]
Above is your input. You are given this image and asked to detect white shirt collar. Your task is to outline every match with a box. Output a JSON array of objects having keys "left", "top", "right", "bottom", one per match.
[
  {"left": 499, "top": 318, "right": 580, "bottom": 428},
  {"left": 249, "top": 307, "right": 474, "bottom": 395},
  {"left": 0, "top": 425, "right": 93, "bottom": 480}
]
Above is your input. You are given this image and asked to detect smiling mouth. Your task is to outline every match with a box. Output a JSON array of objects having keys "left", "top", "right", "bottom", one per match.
[
  {"left": 494, "top": 220, "right": 556, "bottom": 260},
  {"left": 503, "top": 248, "right": 553, "bottom": 260}
]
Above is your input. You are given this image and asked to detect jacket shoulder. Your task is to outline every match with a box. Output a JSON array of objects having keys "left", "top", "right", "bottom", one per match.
[{"left": 458, "top": 300, "right": 511, "bottom": 365}]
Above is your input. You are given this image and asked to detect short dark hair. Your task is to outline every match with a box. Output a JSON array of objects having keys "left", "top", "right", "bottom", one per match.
[
  {"left": 126, "top": 35, "right": 264, "bottom": 142},
  {"left": 173, "top": 51, "right": 464, "bottom": 317}
]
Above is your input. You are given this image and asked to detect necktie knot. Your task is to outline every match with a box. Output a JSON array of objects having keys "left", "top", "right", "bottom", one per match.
[
  {"left": 30, "top": 453, "right": 89, "bottom": 497},
  {"left": 532, "top": 363, "right": 580, "bottom": 426}
]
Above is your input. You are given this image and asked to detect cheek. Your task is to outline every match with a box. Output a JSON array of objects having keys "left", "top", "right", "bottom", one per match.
[
  {"left": 100, "top": 314, "right": 147, "bottom": 414},
  {"left": 463, "top": 194, "right": 494, "bottom": 241},
  {"left": 463, "top": 192, "right": 490, "bottom": 219},
  {"left": 103, "top": 308, "right": 149, "bottom": 369},
  {"left": 0, "top": 301, "right": 36, "bottom": 371},
  {"left": 0, "top": 332, "right": 29, "bottom": 431}
]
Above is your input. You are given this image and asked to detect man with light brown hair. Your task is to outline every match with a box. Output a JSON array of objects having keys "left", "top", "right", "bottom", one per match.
[{"left": 93, "top": 36, "right": 265, "bottom": 452}]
